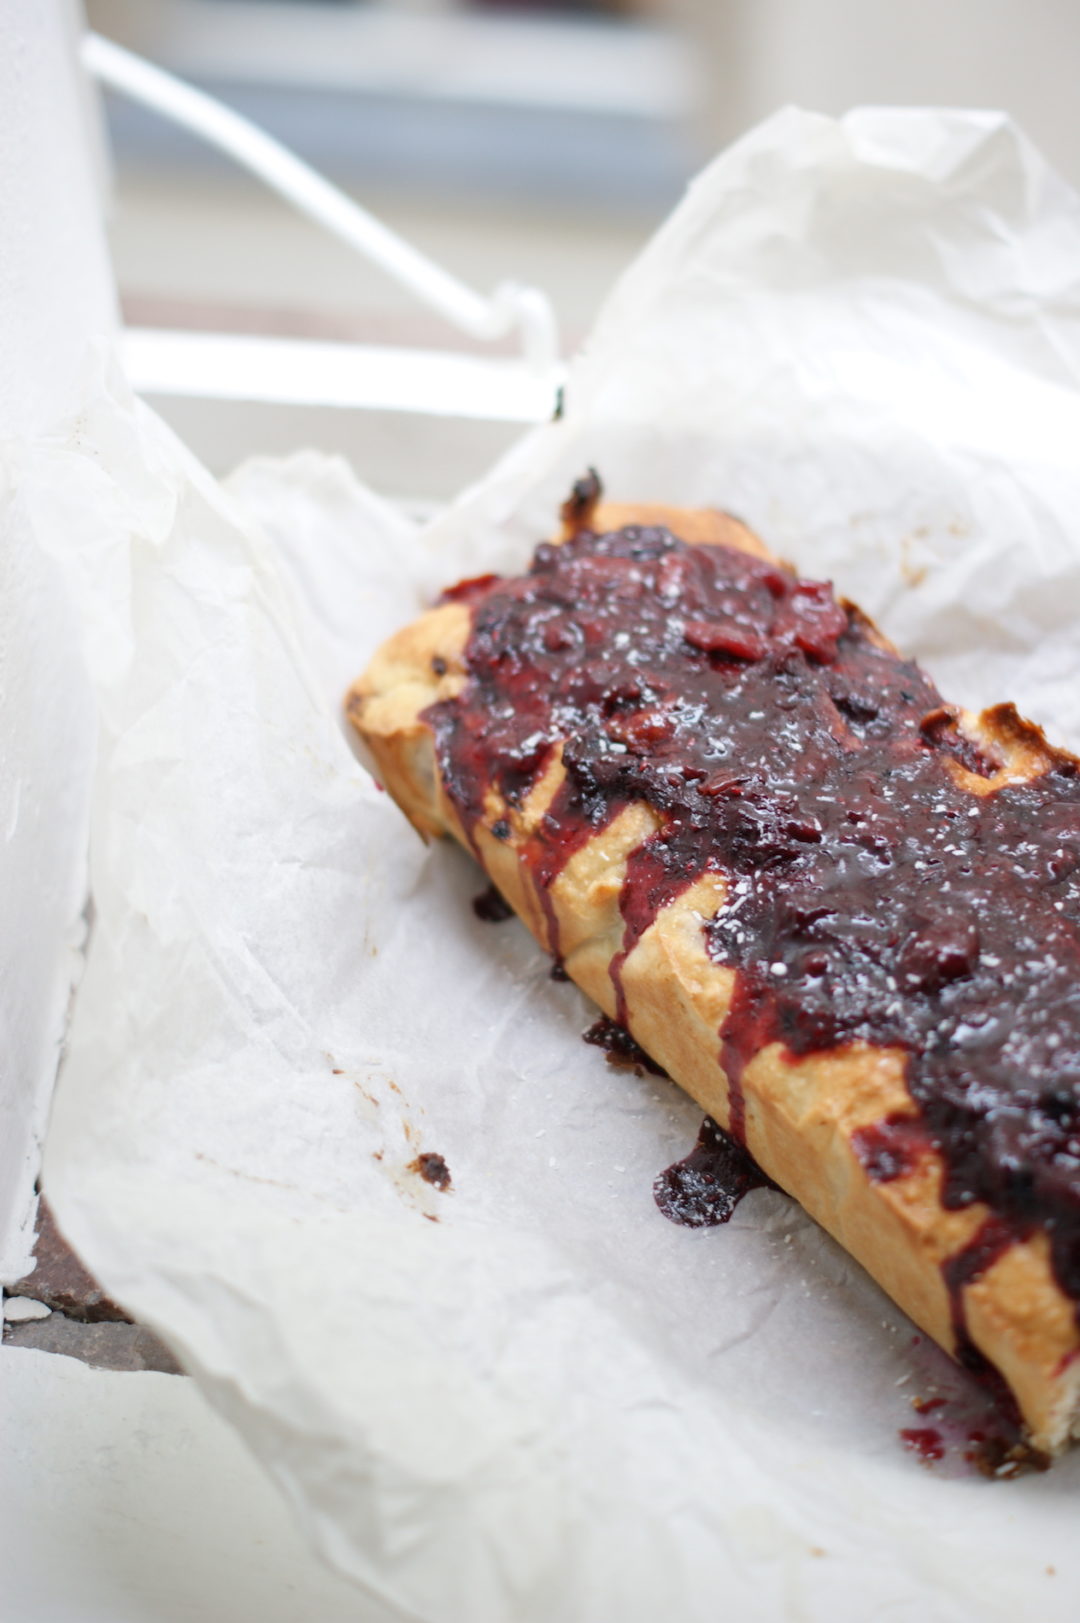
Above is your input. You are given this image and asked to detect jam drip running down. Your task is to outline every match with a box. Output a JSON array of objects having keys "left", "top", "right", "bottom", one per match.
[
  {"left": 584, "top": 1014, "right": 667, "bottom": 1076},
  {"left": 472, "top": 883, "right": 513, "bottom": 923},
  {"left": 654, "top": 1116, "right": 777, "bottom": 1228},
  {"left": 423, "top": 515, "right": 1080, "bottom": 1314}
]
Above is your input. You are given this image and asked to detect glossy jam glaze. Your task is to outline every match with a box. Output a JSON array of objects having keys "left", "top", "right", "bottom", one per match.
[
  {"left": 654, "top": 1116, "right": 777, "bottom": 1228},
  {"left": 423, "top": 519, "right": 1080, "bottom": 1315}
]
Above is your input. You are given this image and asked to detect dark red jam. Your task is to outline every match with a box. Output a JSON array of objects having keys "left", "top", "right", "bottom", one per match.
[
  {"left": 911, "top": 1395, "right": 946, "bottom": 1415},
  {"left": 583, "top": 1014, "right": 667, "bottom": 1076},
  {"left": 903, "top": 1337, "right": 1047, "bottom": 1475},
  {"left": 472, "top": 883, "right": 513, "bottom": 923},
  {"left": 423, "top": 509, "right": 1080, "bottom": 1326},
  {"left": 654, "top": 1116, "right": 777, "bottom": 1227},
  {"left": 900, "top": 1426, "right": 946, "bottom": 1464}
]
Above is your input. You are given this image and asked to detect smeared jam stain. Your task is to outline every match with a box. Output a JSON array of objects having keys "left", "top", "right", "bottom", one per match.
[
  {"left": 943, "top": 1217, "right": 1015, "bottom": 1358},
  {"left": 851, "top": 1114, "right": 929, "bottom": 1183},
  {"left": 898, "top": 1371, "right": 1048, "bottom": 1478},
  {"left": 584, "top": 1014, "right": 667, "bottom": 1076},
  {"left": 654, "top": 1116, "right": 778, "bottom": 1228},
  {"left": 472, "top": 883, "right": 513, "bottom": 923},
  {"left": 935, "top": 1215, "right": 1045, "bottom": 1464},
  {"left": 422, "top": 488, "right": 1080, "bottom": 1345},
  {"left": 410, "top": 1152, "right": 452, "bottom": 1191},
  {"left": 900, "top": 1426, "right": 946, "bottom": 1465},
  {"left": 896, "top": 1301, "right": 1051, "bottom": 1476}
]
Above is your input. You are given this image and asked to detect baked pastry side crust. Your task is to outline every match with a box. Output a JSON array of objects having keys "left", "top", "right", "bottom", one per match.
[{"left": 347, "top": 504, "right": 1080, "bottom": 1458}]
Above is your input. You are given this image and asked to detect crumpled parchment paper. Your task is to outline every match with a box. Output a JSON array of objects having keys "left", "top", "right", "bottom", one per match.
[{"left": 36, "top": 108, "right": 1080, "bottom": 1621}]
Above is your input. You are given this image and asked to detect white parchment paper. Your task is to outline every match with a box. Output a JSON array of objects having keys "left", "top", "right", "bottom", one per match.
[{"left": 37, "top": 109, "right": 1080, "bottom": 1620}]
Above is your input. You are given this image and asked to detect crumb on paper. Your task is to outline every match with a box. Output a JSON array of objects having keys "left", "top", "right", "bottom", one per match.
[{"left": 409, "top": 1152, "right": 452, "bottom": 1192}]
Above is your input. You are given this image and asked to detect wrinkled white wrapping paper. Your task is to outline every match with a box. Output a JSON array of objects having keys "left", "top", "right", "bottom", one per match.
[{"left": 36, "top": 109, "right": 1080, "bottom": 1620}]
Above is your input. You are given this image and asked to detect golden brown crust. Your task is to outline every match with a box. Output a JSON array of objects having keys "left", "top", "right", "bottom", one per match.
[{"left": 346, "top": 502, "right": 1080, "bottom": 1457}]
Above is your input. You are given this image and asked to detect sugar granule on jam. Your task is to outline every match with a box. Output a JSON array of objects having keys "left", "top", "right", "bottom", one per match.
[{"left": 423, "top": 517, "right": 1080, "bottom": 1328}]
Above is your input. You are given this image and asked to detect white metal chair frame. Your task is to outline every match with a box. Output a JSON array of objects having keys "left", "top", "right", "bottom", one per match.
[{"left": 83, "top": 32, "right": 563, "bottom": 423}]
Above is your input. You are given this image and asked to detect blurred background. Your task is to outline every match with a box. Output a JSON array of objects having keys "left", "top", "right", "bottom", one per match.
[{"left": 86, "top": 0, "right": 1080, "bottom": 496}]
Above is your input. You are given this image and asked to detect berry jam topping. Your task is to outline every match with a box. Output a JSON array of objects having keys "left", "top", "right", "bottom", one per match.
[
  {"left": 423, "top": 511, "right": 1080, "bottom": 1316},
  {"left": 654, "top": 1116, "right": 777, "bottom": 1228}
]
